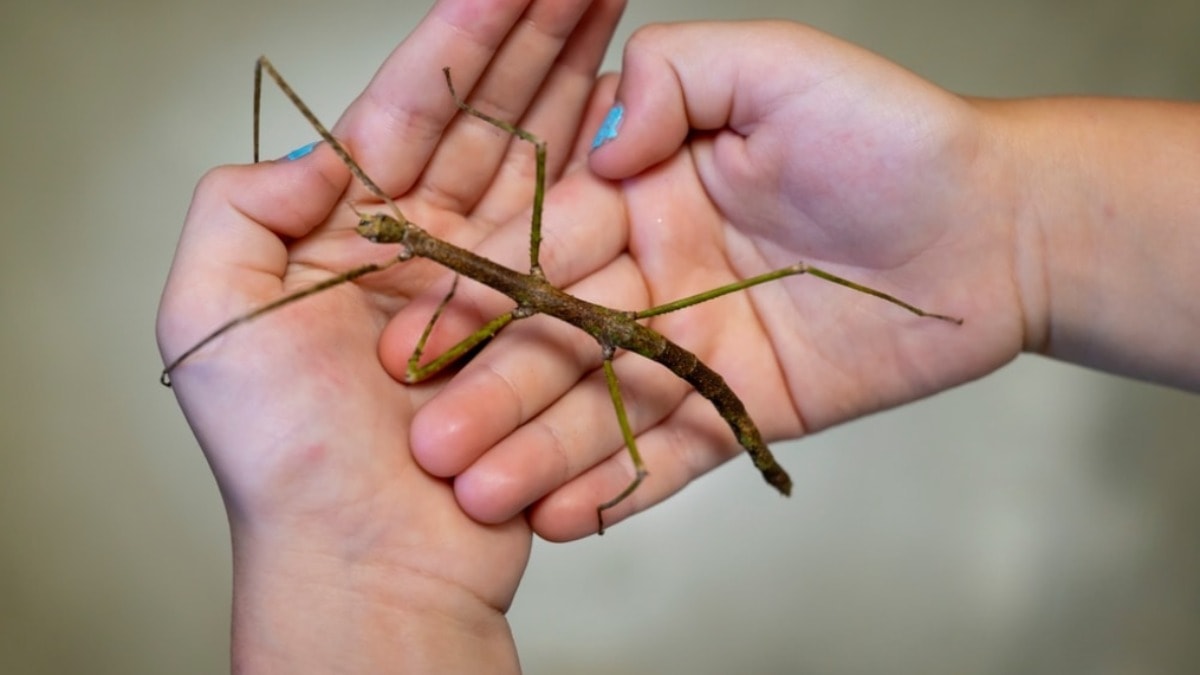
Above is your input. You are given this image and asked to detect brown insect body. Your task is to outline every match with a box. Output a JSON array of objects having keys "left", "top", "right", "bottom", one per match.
[{"left": 361, "top": 213, "right": 793, "bottom": 496}]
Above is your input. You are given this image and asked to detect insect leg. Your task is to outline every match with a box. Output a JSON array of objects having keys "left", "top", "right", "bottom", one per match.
[
  {"left": 595, "top": 349, "right": 649, "bottom": 535},
  {"left": 635, "top": 262, "right": 962, "bottom": 324},
  {"left": 442, "top": 68, "right": 547, "bottom": 278},
  {"left": 404, "top": 283, "right": 525, "bottom": 384}
]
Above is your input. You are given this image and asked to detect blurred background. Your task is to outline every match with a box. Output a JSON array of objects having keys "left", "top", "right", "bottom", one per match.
[{"left": 2, "top": 0, "right": 1198, "bottom": 672}]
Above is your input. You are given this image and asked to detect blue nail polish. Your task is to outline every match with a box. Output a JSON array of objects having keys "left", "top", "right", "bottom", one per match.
[
  {"left": 283, "top": 141, "right": 319, "bottom": 161},
  {"left": 591, "top": 103, "right": 624, "bottom": 150}
]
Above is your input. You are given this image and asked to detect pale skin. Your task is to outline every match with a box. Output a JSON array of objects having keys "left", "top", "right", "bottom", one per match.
[{"left": 157, "top": 5, "right": 1200, "bottom": 672}]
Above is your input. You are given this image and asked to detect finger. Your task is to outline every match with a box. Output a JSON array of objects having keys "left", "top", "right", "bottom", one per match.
[
  {"left": 402, "top": 1, "right": 594, "bottom": 219},
  {"left": 528, "top": 391, "right": 756, "bottom": 541},
  {"left": 566, "top": 73, "right": 620, "bottom": 165},
  {"left": 335, "top": 0, "right": 623, "bottom": 210},
  {"left": 450, "top": 341, "right": 692, "bottom": 527},
  {"left": 467, "top": 0, "right": 626, "bottom": 225},
  {"left": 588, "top": 21, "right": 819, "bottom": 178},
  {"left": 467, "top": 71, "right": 621, "bottom": 233},
  {"left": 330, "top": 0, "right": 534, "bottom": 202}
]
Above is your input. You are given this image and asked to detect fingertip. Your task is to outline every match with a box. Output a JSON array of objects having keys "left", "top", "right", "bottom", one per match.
[
  {"left": 176, "top": 149, "right": 344, "bottom": 280},
  {"left": 204, "top": 143, "right": 349, "bottom": 240},
  {"left": 588, "top": 101, "right": 624, "bottom": 151},
  {"left": 586, "top": 98, "right": 689, "bottom": 181},
  {"left": 453, "top": 464, "right": 526, "bottom": 526},
  {"left": 450, "top": 414, "right": 596, "bottom": 529},
  {"left": 528, "top": 485, "right": 611, "bottom": 541},
  {"left": 585, "top": 31, "right": 690, "bottom": 179},
  {"left": 409, "top": 372, "right": 522, "bottom": 479},
  {"left": 409, "top": 401, "right": 474, "bottom": 478},
  {"left": 279, "top": 140, "right": 320, "bottom": 162},
  {"left": 406, "top": 342, "right": 527, "bottom": 478}
]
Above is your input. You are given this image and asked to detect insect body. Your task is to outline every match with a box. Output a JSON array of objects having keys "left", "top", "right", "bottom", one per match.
[{"left": 359, "top": 210, "right": 794, "bottom": 508}]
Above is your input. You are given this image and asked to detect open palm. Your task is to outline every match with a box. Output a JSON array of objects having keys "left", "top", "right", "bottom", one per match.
[{"left": 157, "top": 0, "right": 625, "bottom": 623}]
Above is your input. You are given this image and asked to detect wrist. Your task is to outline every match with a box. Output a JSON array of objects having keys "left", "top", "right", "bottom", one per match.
[
  {"left": 972, "top": 98, "right": 1060, "bottom": 356},
  {"left": 228, "top": 526, "right": 519, "bottom": 674},
  {"left": 985, "top": 96, "right": 1200, "bottom": 389}
]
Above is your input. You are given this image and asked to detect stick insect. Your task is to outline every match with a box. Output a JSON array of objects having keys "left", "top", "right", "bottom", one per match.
[{"left": 161, "top": 57, "right": 963, "bottom": 533}]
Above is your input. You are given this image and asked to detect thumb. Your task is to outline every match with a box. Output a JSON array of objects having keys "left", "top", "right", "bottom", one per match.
[
  {"left": 588, "top": 21, "right": 811, "bottom": 179},
  {"left": 158, "top": 145, "right": 349, "bottom": 364}
]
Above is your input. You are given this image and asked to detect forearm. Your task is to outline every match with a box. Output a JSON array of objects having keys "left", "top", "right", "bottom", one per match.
[
  {"left": 984, "top": 96, "right": 1200, "bottom": 390},
  {"left": 229, "top": 531, "right": 520, "bottom": 674}
]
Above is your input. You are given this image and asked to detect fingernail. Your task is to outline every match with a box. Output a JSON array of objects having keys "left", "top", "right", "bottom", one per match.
[
  {"left": 283, "top": 141, "right": 319, "bottom": 161},
  {"left": 591, "top": 103, "right": 624, "bottom": 150}
]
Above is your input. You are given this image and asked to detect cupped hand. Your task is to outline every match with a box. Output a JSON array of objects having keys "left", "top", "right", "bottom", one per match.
[{"left": 398, "top": 21, "right": 1028, "bottom": 540}]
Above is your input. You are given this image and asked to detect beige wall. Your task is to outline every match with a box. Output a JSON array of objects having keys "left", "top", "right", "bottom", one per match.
[{"left": 1, "top": 1, "right": 1197, "bottom": 672}]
